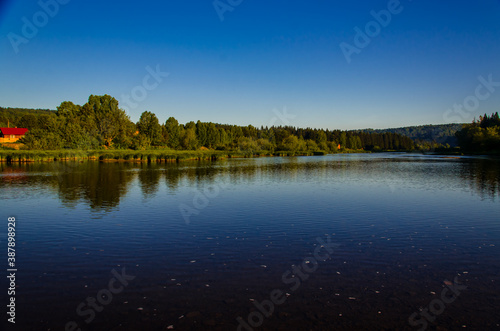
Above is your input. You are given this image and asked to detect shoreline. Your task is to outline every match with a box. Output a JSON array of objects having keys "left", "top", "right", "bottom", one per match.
[
  {"left": 0, "top": 149, "right": 329, "bottom": 163},
  {"left": 1, "top": 149, "right": 498, "bottom": 163}
]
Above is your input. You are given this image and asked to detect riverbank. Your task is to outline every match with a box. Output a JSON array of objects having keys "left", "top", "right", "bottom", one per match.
[
  {"left": 3, "top": 148, "right": 497, "bottom": 163},
  {"left": 0, "top": 149, "right": 333, "bottom": 163}
]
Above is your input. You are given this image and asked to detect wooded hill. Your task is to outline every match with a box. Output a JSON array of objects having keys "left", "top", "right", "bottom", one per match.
[
  {"left": 0, "top": 107, "right": 54, "bottom": 128},
  {"left": 360, "top": 124, "right": 464, "bottom": 147}
]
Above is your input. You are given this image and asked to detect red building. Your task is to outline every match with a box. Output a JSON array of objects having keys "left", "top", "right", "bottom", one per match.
[{"left": 0, "top": 128, "right": 29, "bottom": 143}]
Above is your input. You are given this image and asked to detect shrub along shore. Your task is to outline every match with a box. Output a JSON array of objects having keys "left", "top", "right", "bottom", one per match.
[{"left": 0, "top": 149, "right": 333, "bottom": 163}]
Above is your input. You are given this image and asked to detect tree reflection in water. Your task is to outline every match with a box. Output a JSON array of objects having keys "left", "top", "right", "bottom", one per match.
[{"left": 1, "top": 156, "right": 499, "bottom": 212}]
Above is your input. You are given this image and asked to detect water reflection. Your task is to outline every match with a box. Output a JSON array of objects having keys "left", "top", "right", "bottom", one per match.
[
  {"left": 460, "top": 158, "right": 500, "bottom": 200},
  {"left": 137, "top": 163, "right": 162, "bottom": 199},
  {"left": 0, "top": 161, "right": 135, "bottom": 211},
  {"left": 1, "top": 155, "right": 499, "bottom": 211}
]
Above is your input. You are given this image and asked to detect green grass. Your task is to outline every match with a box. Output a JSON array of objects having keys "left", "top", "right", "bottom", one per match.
[
  {"left": 0, "top": 149, "right": 341, "bottom": 163},
  {"left": 0, "top": 149, "right": 246, "bottom": 163}
]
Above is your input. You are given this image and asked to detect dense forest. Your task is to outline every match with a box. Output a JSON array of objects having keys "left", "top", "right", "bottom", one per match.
[
  {"left": 456, "top": 112, "right": 500, "bottom": 153},
  {"left": 0, "top": 107, "right": 54, "bottom": 127},
  {"left": 2, "top": 94, "right": 416, "bottom": 152},
  {"left": 361, "top": 124, "right": 463, "bottom": 148}
]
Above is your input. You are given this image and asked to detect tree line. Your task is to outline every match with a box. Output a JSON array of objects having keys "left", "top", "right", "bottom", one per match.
[
  {"left": 362, "top": 123, "right": 463, "bottom": 147},
  {"left": 0, "top": 107, "right": 53, "bottom": 127},
  {"left": 1, "top": 94, "right": 415, "bottom": 152},
  {"left": 456, "top": 112, "right": 500, "bottom": 153}
]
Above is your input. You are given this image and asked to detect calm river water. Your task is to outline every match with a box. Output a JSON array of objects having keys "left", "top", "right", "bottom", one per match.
[{"left": 1, "top": 153, "right": 499, "bottom": 330}]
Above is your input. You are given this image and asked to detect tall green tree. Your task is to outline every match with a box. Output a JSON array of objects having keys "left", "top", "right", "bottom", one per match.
[
  {"left": 56, "top": 101, "right": 80, "bottom": 119},
  {"left": 339, "top": 132, "right": 347, "bottom": 149},
  {"left": 164, "top": 117, "right": 181, "bottom": 149},
  {"left": 196, "top": 121, "right": 208, "bottom": 147},
  {"left": 207, "top": 123, "right": 219, "bottom": 148},
  {"left": 281, "top": 135, "right": 300, "bottom": 151},
  {"left": 82, "top": 95, "right": 131, "bottom": 147},
  {"left": 137, "top": 111, "right": 162, "bottom": 146},
  {"left": 181, "top": 127, "right": 198, "bottom": 150}
]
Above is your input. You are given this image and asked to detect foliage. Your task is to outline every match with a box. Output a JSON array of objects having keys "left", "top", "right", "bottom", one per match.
[
  {"left": 456, "top": 112, "right": 500, "bottom": 153},
  {"left": 19, "top": 128, "right": 63, "bottom": 150},
  {"left": 362, "top": 124, "right": 464, "bottom": 147},
  {"left": 84, "top": 95, "right": 133, "bottom": 147},
  {"left": 0, "top": 107, "right": 55, "bottom": 128},
  {"left": 181, "top": 127, "right": 198, "bottom": 150},
  {"left": 164, "top": 117, "right": 181, "bottom": 149},
  {"left": 2, "top": 94, "right": 418, "bottom": 153},
  {"left": 137, "top": 111, "right": 162, "bottom": 146}
]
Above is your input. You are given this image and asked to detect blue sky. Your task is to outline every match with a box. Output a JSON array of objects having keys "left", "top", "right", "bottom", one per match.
[{"left": 1, "top": 0, "right": 500, "bottom": 130}]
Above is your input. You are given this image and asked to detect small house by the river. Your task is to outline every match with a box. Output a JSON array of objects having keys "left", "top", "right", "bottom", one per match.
[{"left": 0, "top": 128, "right": 29, "bottom": 143}]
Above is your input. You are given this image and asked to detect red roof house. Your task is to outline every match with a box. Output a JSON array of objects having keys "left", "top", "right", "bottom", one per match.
[{"left": 0, "top": 128, "right": 29, "bottom": 143}]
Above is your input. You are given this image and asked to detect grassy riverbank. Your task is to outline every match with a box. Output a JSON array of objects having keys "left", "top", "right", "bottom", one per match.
[
  {"left": 6, "top": 148, "right": 494, "bottom": 163},
  {"left": 0, "top": 149, "right": 330, "bottom": 163}
]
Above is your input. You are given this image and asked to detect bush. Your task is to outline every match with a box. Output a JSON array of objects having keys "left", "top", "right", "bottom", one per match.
[{"left": 19, "top": 129, "right": 62, "bottom": 150}]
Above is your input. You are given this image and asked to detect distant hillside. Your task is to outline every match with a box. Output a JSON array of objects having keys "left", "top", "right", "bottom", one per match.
[
  {"left": 360, "top": 124, "right": 465, "bottom": 146},
  {"left": 0, "top": 107, "right": 55, "bottom": 128}
]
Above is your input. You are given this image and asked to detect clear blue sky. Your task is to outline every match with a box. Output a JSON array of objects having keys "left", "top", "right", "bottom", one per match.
[{"left": 1, "top": 0, "right": 500, "bottom": 130}]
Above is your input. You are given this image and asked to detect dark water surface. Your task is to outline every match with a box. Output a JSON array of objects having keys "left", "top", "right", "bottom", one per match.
[{"left": 1, "top": 153, "right": 499, "bottom": 330}]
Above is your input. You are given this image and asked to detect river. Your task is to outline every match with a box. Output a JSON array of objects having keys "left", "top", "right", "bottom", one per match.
[{"left": 1, "top": 153, "right": 499, "bottom": 330}]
